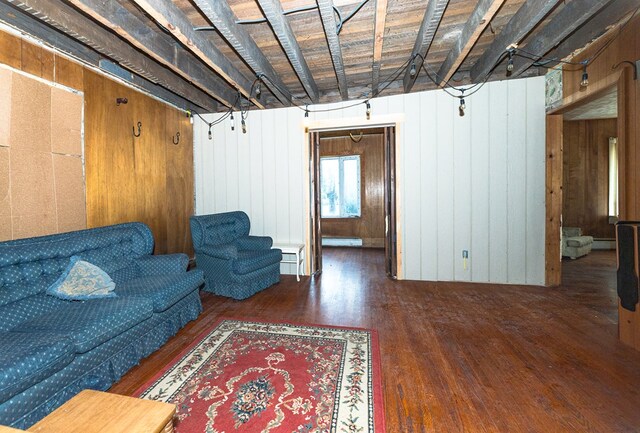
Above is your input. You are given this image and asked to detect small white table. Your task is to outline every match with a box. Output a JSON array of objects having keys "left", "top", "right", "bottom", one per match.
[{"left": 272, "top": 243, "right": 304, "bottom": 281}]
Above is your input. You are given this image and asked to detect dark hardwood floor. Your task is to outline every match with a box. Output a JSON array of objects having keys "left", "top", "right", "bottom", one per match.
[{"left": 111, "top": 248, "right": 640, "bottom": 432}]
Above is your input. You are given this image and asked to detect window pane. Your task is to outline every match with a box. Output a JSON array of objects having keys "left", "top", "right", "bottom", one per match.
[
  {"left": 320, "top": 158, "right": 340, "bottom": 217},
  {"left": 342, "top": 157, "right": 360, "bottom": 216}
]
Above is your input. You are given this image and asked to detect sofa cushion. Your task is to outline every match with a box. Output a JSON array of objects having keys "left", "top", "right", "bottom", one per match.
[
  {"left": 116, "top": 269, "right": 204, "bottom": 312},
  {"left": 566, "top": 236, "right": 593, "bottom": 248},
  {"left": 0, "top": 332, "right": 74, "bottom": 401},
  {"left": 46, "top": 257, "right": 116, "bottom": 301},
  {"left": 233, "top": 249, "right": 282, "bottom": 275},
  {"left": 18, "top": 297, "right": 154, "bottom": 353}
]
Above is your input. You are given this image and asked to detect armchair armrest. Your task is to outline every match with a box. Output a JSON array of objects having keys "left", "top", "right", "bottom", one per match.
[
  {"left": 198, "top": 244, "right": 238, "bottom": 260},
  {"left": 135, "top": 254, "right": 189, "bottom": 276},
  {"left": 235, "top": 235, "right": 273, "bottom": 250}
]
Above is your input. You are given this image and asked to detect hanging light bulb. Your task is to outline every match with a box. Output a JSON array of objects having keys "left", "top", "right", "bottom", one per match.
[
  {"left": 255, "top": 81, "right": 262, "bottom": 99},
  {"left": 506, "top": 49, "right": 514, "bottom": 74},
  {"left": 241, "top": 118, "right": 247, "bottom": 134},
  {"left": 366, "top": 101, "right": 371, "bottom": 120},
  {"left": 186, "top": 109, "right": 193, "bottom": 124},
  {"left": 208, "top": 124, "right": 212, "bottom": 140},
  {"left": 410, "top": 62, "right": 417, "bottom": 77},
  {"left": 580, "top": 64, "right": 589, "bottom": 87},
  {"left": 305, "top": 106, "right": 309, "bottom": 118},
  {"left": 230, "top": 112, "right": 235, "bottom": 131},
  {"left": 458, "top": 98, "right": 466, "bottom": 117}
]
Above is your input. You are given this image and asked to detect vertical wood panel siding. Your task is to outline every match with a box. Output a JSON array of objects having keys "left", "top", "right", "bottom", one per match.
[{"left": 195, "top": 77, "right": 546, "bottom": 284}]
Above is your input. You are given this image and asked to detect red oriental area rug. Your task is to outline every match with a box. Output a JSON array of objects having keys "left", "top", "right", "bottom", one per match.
[{"left": 136, "top": 318, "right": 385, "bottom": 433}]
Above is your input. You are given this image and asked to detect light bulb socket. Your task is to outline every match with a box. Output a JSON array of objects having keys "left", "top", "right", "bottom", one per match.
[
  {"left": 305, "top": 110, "right": 309, "bottom": 118},
  {"left": 255, "top": 82, "right": 262, "bottom": 99},
  {"left": 459, "top": 98, "right": 466, "bottom": 110},
  {"left": 230, "top": 112, "right": 235, "bottom": 131},
  {"left": 366, "top": 101, "right": 371, "bottom": 120},
  {"left": 241, "top": 119, "right": 247, "bottom": 134},
  {"left": 410, "top": 62, "right": 416, "bottom": 77},
  {"left": 208, "top": 126, "right": 212, "bottom": 140}
]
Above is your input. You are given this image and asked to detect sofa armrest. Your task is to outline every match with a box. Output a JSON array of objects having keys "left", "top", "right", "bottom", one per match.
[
  {"left": 235, "top": 235, "right": 273, "bottom": 250},
  {"left": 198, "top": 244, "right": 238, "bottom": 260},
  {"left": 135, "top": 254, "right": 189, "bottom": 276}
]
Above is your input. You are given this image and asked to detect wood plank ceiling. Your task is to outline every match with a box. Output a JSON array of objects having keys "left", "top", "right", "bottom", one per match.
[{"left": 2, "top": 0, "right": 638, "bottom": 113}]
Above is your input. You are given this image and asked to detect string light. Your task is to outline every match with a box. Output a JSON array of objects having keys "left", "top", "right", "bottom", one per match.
[
  {"left": 458, "top": 97, "right": 466, "bottom": 117},
  {"left": 230, "top": 112, "right": 235, "bottom": 131},
  {"left": 208, "top": 125, "right": 212, "bottom": 140},
  {"left": 305, "top": 105, "right": 309, "bottom": 117},
  {"left": 255, "top": 81, "right": 262, "bottom": 99},
  {"left": 366, "top": 100, "right": 371, "bottom": 120},
  {"left": 506, "top": 49, "right": 514, "bottom": 74},
  {"left": 241, "top": 118, "right": 247, "bottom": 134},
  {"left": 580, "top": 63, "right": 589, "bottom": 87},
  {"left": 410, "top": 62, "right": 416, "bottom": 77},
  {"left": 186, "top": 109, "right": 193, "bottom": 124}
]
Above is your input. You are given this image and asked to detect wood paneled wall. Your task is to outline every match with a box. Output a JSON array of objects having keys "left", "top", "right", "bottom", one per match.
[
  {"left": 563, "top": 119, "right": 617, "bottom": 239},
  {"left": 0, "top": 28, "right": 195, "bottom": 255},
  {"left": 320, "top": 133, "right": 385, "bottom": 248},
  {"left": 559, "top": 13, "right": 640, "bottom": 349},
  {"left": 84, "top": 70, "right": 194, "bottom": 255}
]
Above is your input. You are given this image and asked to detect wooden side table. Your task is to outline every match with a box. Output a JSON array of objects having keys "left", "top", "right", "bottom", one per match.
[
  {"left": 27, "top": 390, "right": 175, "bottom": 433},
  {"left": 272, "top": 243, "right": 305, "bottom": 281}
]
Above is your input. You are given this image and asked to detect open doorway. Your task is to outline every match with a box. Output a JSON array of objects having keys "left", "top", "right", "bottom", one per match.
[
  {"left": 308, "top": 126, "right": 397, "bottom": 278},
  {"left": 560, "top": 85, "right": 618, "bottom": 284}
]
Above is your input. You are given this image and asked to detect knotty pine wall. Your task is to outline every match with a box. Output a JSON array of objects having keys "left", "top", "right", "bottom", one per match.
[
  {"left": 0, "top": 29, "right": 194, "bottom": 255},
  {"left": 320, "top": 132, "right": 385, "bottom": 248},
  {"left": 563, "top": 119, "right": 617, "bottom": 239},
  {"left": 195, "top": 77, "right": 546, "bottom": 284}
]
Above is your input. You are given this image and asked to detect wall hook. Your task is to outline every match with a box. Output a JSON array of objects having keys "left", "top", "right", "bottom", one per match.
[
  {"left": 133, "top": 121, "right": 142, "bottom": 137},
  {"left": 349, "top": 131, "right": 363, "bottom": 143},
  {"left": 172, "top": 132, "right": 180, "bottom": 145}
]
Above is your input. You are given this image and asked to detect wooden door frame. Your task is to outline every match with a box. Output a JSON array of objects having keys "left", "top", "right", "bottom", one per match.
[
  {"left": 544, "top": 77, "right": 624, "bottom": 286},
  {"left": 303, "top": 115, "right": 404, "bottom": 278}
]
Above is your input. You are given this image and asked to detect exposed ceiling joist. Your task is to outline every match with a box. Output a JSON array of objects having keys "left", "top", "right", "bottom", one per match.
[
  {"left": 5, "top": 0, "right": 218, "bottom": 112},
  {"left": 371, "top": 0, "right": 388, "bottom": 96},
  {"left": 510, "top": 0, "right": 615, "bottom": 77},
  {"left": 130, "top": 0, "right": 264, "bottom": 109},
  {"left": 436, "top": 0, "right": 505, "bottom": 86},
  {"left": 470, "top": 0, "right": 561, "bottom": 82},
  {"left": 543, "top": 0, "right": 640, "bottom": 70},
  {"left": 65, "top": 0, "right": 237, "bottom": 108},
  {"left": 192, "top": 0, "right": 292, "bottom": 106},
  {"left": 403, "top": 0, "right": 450, "bottom": 93},
  {"left": 256, "top": 0, "right": 319, "bottom": 103},
  {"left": 317, "top": 0, "right": 349, "bottom": 100}
]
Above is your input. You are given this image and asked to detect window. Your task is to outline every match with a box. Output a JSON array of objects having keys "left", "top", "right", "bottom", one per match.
[{"left": 320, "top": 155, "right": 361, "bottom": 218}]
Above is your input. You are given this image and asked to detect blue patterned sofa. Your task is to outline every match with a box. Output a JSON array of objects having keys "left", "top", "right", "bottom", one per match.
[
  {"left": 190, "top": 212, "right": 282, "bottom": 299},
  {"left": 0, "top": 223, "right": 204, "bottom": 429}
]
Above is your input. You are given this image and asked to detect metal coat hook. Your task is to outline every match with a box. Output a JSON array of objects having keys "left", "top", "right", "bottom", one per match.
[
  {"left": 133, "top": 121, "right": 142, "bottom": 137},
  {"left": 172, "top": 132, "right": 180, "bottom": 145},
  {"left": 349, "top": 131, "right": 363, "bottom": 143}
]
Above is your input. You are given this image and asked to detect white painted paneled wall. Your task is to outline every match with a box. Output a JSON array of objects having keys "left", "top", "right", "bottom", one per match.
[{"left": 194, "top": 76, "right": 546, "bottom": 285}]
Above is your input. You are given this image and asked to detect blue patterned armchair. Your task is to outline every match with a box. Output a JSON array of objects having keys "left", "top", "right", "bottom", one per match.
[{"left": 190, "top": 212, "right": 282, "bottom": 299}]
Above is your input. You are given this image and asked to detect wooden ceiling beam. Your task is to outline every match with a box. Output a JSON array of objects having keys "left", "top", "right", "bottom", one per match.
[
  {"left": 65, "top": 0, "right": 237, "bottom": 109},
  {"left": 543, "top": 0, "right": 640, "bottom": 69},
  {"left": 256, "top": 0, "right": 319, "bottom": 103},
  {"left": 470, "top": 0, "right": 562, "bottom": 82},
  {"left": 403, "top": 0, "right": 450, "bottom": 93},
  {"left": 371, "top": 0, "right": 388, "bottom": 96},
  {"left": 509, "top": 0, "right": 615, "bottom": 77},
  {"left": 436, "top": 0, "right": 506, "bottom": 86},
  {"left": 5, "top": 0, "right": 218, "bottom": 112},
  {"left": 317, "top": 0, "right": 349, "bottom": 100},
  {"left": 130, "top": 0, "right": 264, "bottom": 109},
  {"left": 192, "top": 0, "right": 292, "bottom": 106}
]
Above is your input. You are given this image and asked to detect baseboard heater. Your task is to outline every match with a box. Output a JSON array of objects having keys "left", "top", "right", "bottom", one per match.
[{"left": 322, "top": 237, "right": 363, "bottom": 247}]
